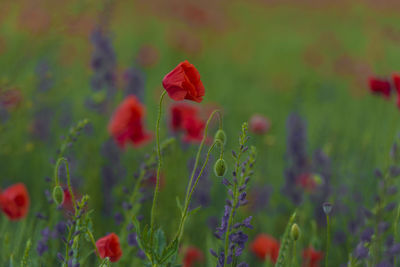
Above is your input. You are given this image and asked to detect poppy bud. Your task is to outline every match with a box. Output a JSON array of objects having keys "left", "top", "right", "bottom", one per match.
[
  {"left": 52, "top": 186, "right": 64, "bottom": 206},
  {"left": 291, "top": 223, "right": 301, "bottom": 241},
  {"left": 214, "top": 129, "right": 227, "bottom": 146},
  {"left": 214, "top": 159, "right": 227, "bottom": 177}
]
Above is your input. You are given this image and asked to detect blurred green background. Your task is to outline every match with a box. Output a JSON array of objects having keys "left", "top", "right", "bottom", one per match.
[{"left": 1, "top": 0, "right": 400, "bottom": 265}]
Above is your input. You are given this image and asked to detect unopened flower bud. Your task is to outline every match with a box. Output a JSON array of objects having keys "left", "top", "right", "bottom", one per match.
[
  {"left": 323, "top": 202, "right": 333, "bottom": 215},
  {"left": 214, "top": 159, "right": 227, "bottom": 177},
  {"left": 214, "top": 129, "right": 227, "bottom": 146},
  {"left": 52, "top": 185, "right": 64, "bottom": 206},
  {"left": 291, "top": 223, "right": 301, "bottom": 241}
]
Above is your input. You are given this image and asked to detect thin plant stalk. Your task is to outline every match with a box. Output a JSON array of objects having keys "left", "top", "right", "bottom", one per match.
[
  {"left": 150, "top": 90, "right": 167, "bottom": 241},
  {"left": 325, "top": 214, "right": 330, "bottom": 267}
]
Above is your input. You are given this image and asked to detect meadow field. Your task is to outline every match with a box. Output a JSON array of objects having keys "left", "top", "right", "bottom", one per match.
[{"left": 1, "top": 0, "right": 400, "bottom": 266}]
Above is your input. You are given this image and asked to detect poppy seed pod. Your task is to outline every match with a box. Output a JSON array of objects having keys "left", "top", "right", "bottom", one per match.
[
  {"left": 323, "top": 202, "right": 333, "bottom": 215},
  {"left": 52, "top": 185, "right": 64, "bottom": 206},
  {"left": 291, "top": 223, "right": 301, "bottom": 241},
  {"left": 214, "top": 159, "right": 227, "bottom": 177},
  {"left": 214, "top": 129, "right": 227, "bottom": 146}
]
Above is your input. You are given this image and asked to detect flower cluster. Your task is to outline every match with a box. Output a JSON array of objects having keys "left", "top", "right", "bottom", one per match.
[{"left": 349, "top": 138, "right": 400, "bottom": 266}]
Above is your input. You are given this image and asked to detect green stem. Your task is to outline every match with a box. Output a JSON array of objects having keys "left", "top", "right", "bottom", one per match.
[
  {"left": 150, "top": 91, "right": 167, "bottom": 243},
  {"left": 120, "top": 166, "right": 147, "bottom": 243},
  {"left": 175, "top": 140, "right": 220, "bottom": 241},
  {"left": 175, "top": 110, "right": 222, "bottom": 241},
  {"left": 325, "top": 214, "right": 330, "bottom": 267},
  {"left": 183, "top": 110, "right": 222, "bottom": 205},
  {"left": 86, "top": 230, "right": 101, "bottom": 260},
  {"left": 292, "top": 240, "right": 297, "bottom": 267}
]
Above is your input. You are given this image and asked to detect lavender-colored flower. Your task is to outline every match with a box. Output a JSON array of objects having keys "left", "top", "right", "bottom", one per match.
[
  {"left": 90, "top": 27, "right": 116, "bottom": 92},
  {"left": 389, "top": 166, "right": 400, "bottom": 177},
  {"left": 86, "top": 27, "right": 117, "bottom": 113},
  {"left": 31, "top": 107, "right": 53, "bottom": 141},
  {"left": 378, "top": 222, "right": 390, "bottom": 234},
  {"left": 388, "top": 243, "right": 400, "bottom": 255},
  {"left": 375, "top": 261, "right": 392, "bottom": 267},
  {"left": 100, "top": 139, "right": 125, "bottom": 215},
  {"left": 211, "top": 124, "right": 255, "bottom": 266},
  {"left": 123, "top": 67, "right": 145, "bottom": 101},
  {"left": 248, "top": 184, "right": 272, "bottom": 213},
  {"left": 354, "top": 242, "right": 369, "bottom": 259},
  {"left": 0, "top": 106, "right": 8, "bottom": 123},
  {"left": 360, "top": 227, "right": 374, "bottom": 243},
  {"left": 36, "top": 239, "right": 48, "bottom": 256},
  {"left": 127, "top": 233, "right": 137, "bottom": 247},
  {"left": 114, "top": 212, "right": 124, "bottom": 225},
  {"left": 188, "top": 156, "right": 212, "bottom": 209},
  {"left": 35, "top": 60, "right": 53, "bottom": 92},
  {"left": 282, "top": 113, "right": 309, "bottom": 203}
]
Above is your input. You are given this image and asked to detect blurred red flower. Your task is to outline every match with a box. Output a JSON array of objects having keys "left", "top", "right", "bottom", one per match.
[
  {"left": 368, "top": 77, "right": 391, "bottom": 99},
  {"left": 144, "top": 171, "right": 166, "bottom": 190},
  {"left": 249, "top": 114, "right": 270, "bottom": 135},
  {"left": 302, "top": 247, "right": 323, "bottom": 267},
  {"left": 183, "top": 246, "right": 204, "bottom": 267},
  {"left": 162, "top": 60, "right": 205, "bottom": 103},
  {"left": 250, "top": 234, "right": 280, "bottom": 264},
  {"left": 0, "top": 88, "right": 23, "bottom": 109},
  {"left": 297, "top": 173, "right": 317, "bottom": 192},
  {"left": 392, "top": 74, "right": 400, "bottom": 108},
  {"left": 183, "top": 116, "right": 205, "bottom": 143},
  {"left": 96, "top": 233, "right": 122, "bottom": 262},
  {"left": 62, "top": 187, "right": 81, "bottom": 213},
  {"left": 108, "top": 96, "right": 152, "bottom": 148},
  {"left": 0, "top": 183, "right": 30, "bottom": 220},
  {"left": 136, "top": 44, "right": 159, "bottom": 68},
  {"left": 170, "top": 103, "right": 199, "bottom": 132}
]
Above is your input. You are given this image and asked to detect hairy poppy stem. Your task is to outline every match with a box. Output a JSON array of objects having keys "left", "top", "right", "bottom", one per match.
[
  {"left": 150, "top": 90, "right": 167, "bottom": 243},
  {"left": 175, "top": 110, "right": 222, "bottom": 242}
]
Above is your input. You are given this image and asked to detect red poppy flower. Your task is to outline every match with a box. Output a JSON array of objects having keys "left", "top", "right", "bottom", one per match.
[
  {"left": 182, "top": 246, "right": 204, "bottom": 267},
  {"left": 368, "top": 77, "right": 391, "bottom": 99},
  {"left": 249, "top": 114, "right": 270, "bottom": 135},
  {"left": 392, "top": 74, "right": 400, "bottom": 108},
  {"left": 297, "top": 173, "right": 317, "bottom": 192},
  {"left": 162, "top": 60, "right": 205, "bottom": 103},
  {"left": 0, "top": 183, "right": 30, "bottom": 220},
  {"left": 108, "top": 96, "right": 152, "bottom": 148},
  {"left": 250, "top": 234, "right": 280, "bottom": 264},
  {"left": 302, "top": 247, "right": 323, "bottom": 267},
  {"left": 96, "top": 233, "right": 122, "bottom": 262},
  {"left": 170, "top": 103, "right": 199, "bottom": 132},
  {"left": 182, "top": 115, "right": 205, "bottom": 143}
]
